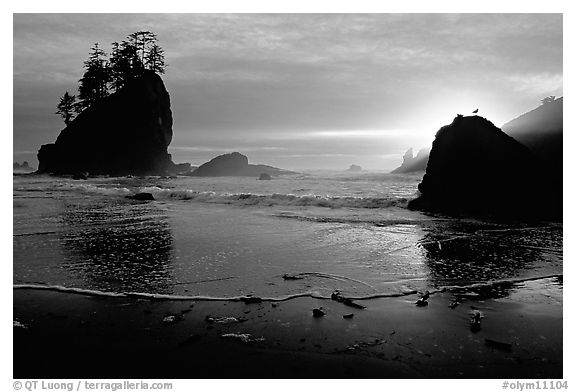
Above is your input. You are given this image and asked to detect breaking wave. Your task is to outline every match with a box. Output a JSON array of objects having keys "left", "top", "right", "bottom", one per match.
[
  {"left": 145, "top": 188, "right": 409, "bottom": 209},
  {"left": 78, "top": 184, "right": 410, "bottom": 209}
]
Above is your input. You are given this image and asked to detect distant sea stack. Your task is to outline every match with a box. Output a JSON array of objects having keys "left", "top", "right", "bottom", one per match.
[
  {"left": 391, "top": 147, "right": 430, "bottom": 173},
  {"left": 190, "top": 152, "right": 295, "bottom": 177},
  {"left": 408, "top": 115, "right": 559, "bottom": 219},
  {"left": 37, "top": 71, "right": 177, "bottom": 176},
  {"left": 13, "top": 161, "right": 34, "bottom": 173},
  {"left": 346, "top": 164, "right": 362, "bottom": 172}
]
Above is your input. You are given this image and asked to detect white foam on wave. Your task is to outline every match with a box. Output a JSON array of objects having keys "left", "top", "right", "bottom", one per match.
[
  {"left": 13, "top": 273, "right": 562, "bottom": 302},
  {"left": 71, "top": 184, "right": 132, "bottom": 197},
  {"left": 138, "top": 186, "right": 409, "bottom": 209}
]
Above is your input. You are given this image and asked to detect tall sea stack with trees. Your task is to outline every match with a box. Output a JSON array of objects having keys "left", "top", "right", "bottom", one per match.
[{"left": 37, "top": 31, "right": 179, "bottom": 176}]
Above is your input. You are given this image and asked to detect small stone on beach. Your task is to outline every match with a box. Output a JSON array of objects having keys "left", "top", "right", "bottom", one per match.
[
  {"left": 162, "top": 314, "right": 183, "bottom": 324},
  {"left": 470, "top": 310, "right": 482, "bottom": 332}
]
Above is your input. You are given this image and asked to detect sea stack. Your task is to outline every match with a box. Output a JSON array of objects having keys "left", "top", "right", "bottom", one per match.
[
  {"left": 408, "top": 115, "right": 558, "bottom": 219},
  {"left": 37, "top": 71, "right": 176, "bottom": 176},
  {"left": 391, "top": 147, "right": 429, "bottom": 173},
  {"left": 190, "top": 152, "right": 295, "bottom": 177}
]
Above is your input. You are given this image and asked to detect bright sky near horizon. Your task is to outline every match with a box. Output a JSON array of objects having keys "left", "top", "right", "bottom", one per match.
[{"left": 13, "top": 13, "right": 563, "bottom": 171}]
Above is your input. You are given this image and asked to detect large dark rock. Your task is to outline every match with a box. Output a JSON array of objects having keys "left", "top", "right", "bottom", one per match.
[
  {"left": 408, "top": 115, "right": 559, "bottom": 219},
  {"left": 391, "top": 147, "right": 429, "bottom": 173},
  {"left": 190, "top": 152, "right": 295, "bottom": 177},
  {"left": 37, "top": 71, "right": 176, "bottom": 176}
]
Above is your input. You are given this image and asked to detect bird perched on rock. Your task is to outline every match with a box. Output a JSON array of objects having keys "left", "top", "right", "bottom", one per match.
[{"left": 472, "top": 109, "right": 478, "bottom": 114}]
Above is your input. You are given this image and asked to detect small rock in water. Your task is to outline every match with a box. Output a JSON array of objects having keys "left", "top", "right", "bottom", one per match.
[
  {"left": 470, "top": 310, "right": 482, "bottom": 332},
  {"left": 312, "top": 308, "right": 326, "bottom": 317},
  {"left": 448, "top": 301, "right": 460, "bottom": 309},
  {"left": 343, "top": 313, "right": 354, "bottom": 319},
  {"left": 126, "top": 192, "right": 155, "bottom": 201},
  {"left": 415, "top": 298, "right": 428, "bottom": 307}
]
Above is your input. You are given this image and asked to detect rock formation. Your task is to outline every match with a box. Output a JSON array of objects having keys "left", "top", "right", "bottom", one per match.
[
  {"left": 258, "top": 173, "right": 272, "bottom": 180},
  {"left": 37, "top": 71, "right": 180, "bottom": 176},
  {"left": 346, "top": 164, "right": 362, "bottom": 172},
  {"left": 408, "top": 115, "right": 559, "bottom": 219},
  {"left": 190, "top": 152, "right": 295, "bottom": 177},
  {"left": 391, "top": 148, "right": 429, "bottom": 173},
  {"left": 13, "top": 161, "right": 34, "bottom": 172}
]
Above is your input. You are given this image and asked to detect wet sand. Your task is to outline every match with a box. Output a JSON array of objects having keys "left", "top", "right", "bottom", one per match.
[{"left": 13, "top": 278, "right": 562, "bottom": 379}]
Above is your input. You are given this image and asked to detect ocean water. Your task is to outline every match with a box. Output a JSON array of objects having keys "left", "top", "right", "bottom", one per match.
[{"left": 13, "top": 172, "right": 562, "bottom": 300}]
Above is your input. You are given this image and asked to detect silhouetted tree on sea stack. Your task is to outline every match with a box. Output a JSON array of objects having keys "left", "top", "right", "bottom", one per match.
[
  {"left": 55, "top": 91, "right": 79, "bottom": 125},
  {"left": 78, "top": 43, "right": 111, "bottom": 109},
  {"left": 60, "top": 31, "right": 168, "bottom": 113},
  {"left": 146, "top": 44, "right": 166, "bottom": 74}
]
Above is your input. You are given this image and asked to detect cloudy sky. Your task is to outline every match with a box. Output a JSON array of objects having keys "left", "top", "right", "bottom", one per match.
[{"left": 13, "top": 13, "right": 562, "bottom": 170}]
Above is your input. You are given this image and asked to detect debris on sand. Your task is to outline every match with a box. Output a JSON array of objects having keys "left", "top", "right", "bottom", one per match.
[
  {"left": 312, "top": 308, "right": 326, "bottom": 317},
  {"left": 13, "top": 320, "right": 27, "bottom": 329},
  {"left": 331, "top": 290, "right": 366, "bottom": 309},
  {"left": 205, "top": 315, "right": 244, "bottom": 324},
  {"left": 221, "top": 333, "right": 265, "bottom": 343},
  {"left": 162, "top": 314, "right": 184, "bottom": 324},
  {"left": 344, "top": 338, "right": 385, "bottom": 352}
]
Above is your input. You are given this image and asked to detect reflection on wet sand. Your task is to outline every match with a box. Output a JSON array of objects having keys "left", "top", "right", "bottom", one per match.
[
  {"left": 58, "top": 200, "right": 175, "bottom": 293},
  {"left": 417, "top": 222, "right": 562, "bottom": 297}
]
